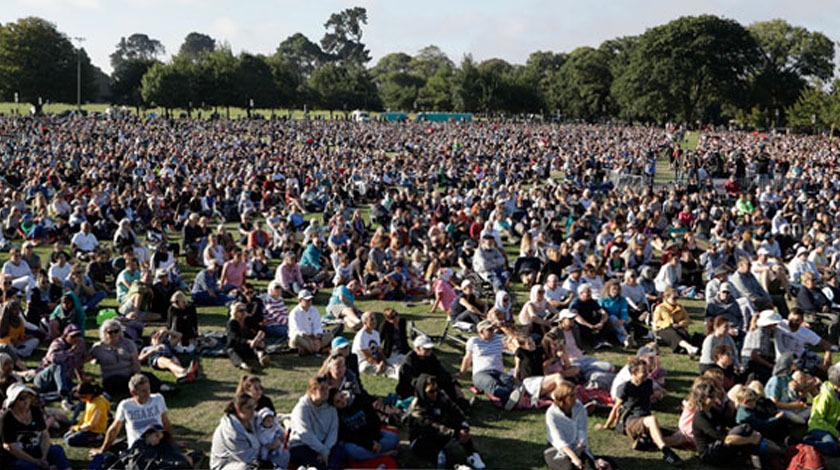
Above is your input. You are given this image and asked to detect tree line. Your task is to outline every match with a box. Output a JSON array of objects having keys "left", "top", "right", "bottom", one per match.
[{"left": 0, "top": 9, "right": 838, "bottom": 130}]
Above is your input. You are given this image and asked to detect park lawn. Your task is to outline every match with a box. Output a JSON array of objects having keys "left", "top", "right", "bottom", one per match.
[{"left": 1, "top": 218, "right": 730, "bottom": 470}]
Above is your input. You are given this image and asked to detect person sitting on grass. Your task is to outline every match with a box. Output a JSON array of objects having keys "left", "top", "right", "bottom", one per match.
[
  {"left": 398, "top": 335, "right": 470, "bottom": 412},
  {"left": 64, "top": 382, "right": 109, "bottom": 448},
  {"left": 801, "top": 363, "right": 840, "bottom": 457},
  {"left": 652, "top": 287, "right": 700, "bottom": 357},
  {"left": 408, "top": 374, "right": 486, "bottom": 470},
  {"left": 289, "top": 290, "right": 333, "bottom": 357},
  {"left": 352, "top": 311, "right": 399, "bottom": 379},
  {"left": 1, "top": 383, "right": 71, "bottom": 470},
  {"left": 225, "top": 302, "right": 269, "bottom": 373},
  {"left": 459, "top": 319, "right": 522, "bottom": 411},
  {"left": 138, "top": 329, "right": 199, "bottom": 384},
  {"left": 93, "top": 373, "right": 173, "bottom": 457},
  {"left": 691, "top": 379, "right": 774, "bottom": 468},
  {"left": 288, "top": 375, "right": 339, "bottom": 470},
  {"left": 544, "top": 380, "right": 596, "bottom": 470},
  {"left": 330, "top": 388, "right": 399, "bottom": 465},
  {"left": 597, "top": 356, "right": 686, "bottom": 467}
]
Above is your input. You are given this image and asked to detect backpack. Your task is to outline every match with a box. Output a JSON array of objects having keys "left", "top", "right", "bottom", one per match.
[{"left": 787, "top": 443, "right": 825, "bottom": 470}]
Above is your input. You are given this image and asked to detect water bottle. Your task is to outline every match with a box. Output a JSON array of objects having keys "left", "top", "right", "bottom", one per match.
[{"left": 436, "top": 450, "right": 447, "bottom": 469}]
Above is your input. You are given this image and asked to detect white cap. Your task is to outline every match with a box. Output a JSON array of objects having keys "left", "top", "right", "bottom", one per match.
[
  {"left": 558, "top": 309, "right": 577, "bottom": 320},
  {"left": 298, "top": 289, "right": 314, "bottom": 300},
  {"left": 413, "top": 335, "right": 435, "bottom": 349}
]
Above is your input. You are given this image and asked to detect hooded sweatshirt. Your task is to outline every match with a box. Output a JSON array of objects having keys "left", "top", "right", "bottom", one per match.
[
  {"left": 210, "top": 413, "right": 260, "bottom": 470},
  {"left": 288, "top": 393, "right": 338, "bottom": 458},
  {"left": 408, "top": 374, "right": 468, "bottom": 444}
]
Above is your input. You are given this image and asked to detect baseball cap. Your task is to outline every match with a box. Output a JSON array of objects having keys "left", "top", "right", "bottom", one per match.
[
  {"left": 413, "top": 335, "right": 435, "bottom": 349},
  {"left": 719, "top": 282, "right": 732, "bottom": 293},
  {"left": 331, "top": 336, "right": 350, "bottom": 349},
  {"left": 298, "top": 289, "right": 314, "bottom": 300},
  {"left": 558, "top": 309, "right": 577, "bottom": 320},
  {"left": 460, "top": 279, "right": 473, "bottom": 289}
]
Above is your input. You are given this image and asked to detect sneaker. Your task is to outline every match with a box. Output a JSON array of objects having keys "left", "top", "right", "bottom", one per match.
[
  {"left": 453, "top": 465, "right": 472, "bottom": 470},
  {"left": 467, "top": 452, "right": 486, "bottom": 470},
  {"left": 662, "top": 446, "right": 683, "bottom": 467},
  {"left": 594, "top": 341, "right": 613, "bottom": 351},
  {"left": 633, "top": 436, "right": 655, "bottom": 451},
  {"left": 504, "top": 386, "right": 523, "bottom": 411},
  {"left": 623, "top": 337, "right": 636, "bottom": 349},
  {"left": 61, "top": 398, "right": 74, "bottom": 412}
]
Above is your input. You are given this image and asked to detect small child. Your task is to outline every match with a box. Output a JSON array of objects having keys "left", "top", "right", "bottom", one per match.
[
  {"left": 64, "top": 382, "right": 110, "bottom": 447},
  {"left": 256, "top": 408, "right": 289, "bottom": 469},
  {"left": 734, "top": 386, "right": 791, "bottom": 448}
]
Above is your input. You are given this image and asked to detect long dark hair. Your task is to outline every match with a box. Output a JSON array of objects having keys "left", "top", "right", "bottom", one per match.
[{"left": 0, "top": 302, "right": 22, "bottom": 338}]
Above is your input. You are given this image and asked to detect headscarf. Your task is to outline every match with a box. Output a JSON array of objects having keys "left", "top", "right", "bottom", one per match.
[{"left": 494, "top": 290, "right": 511, "bottom": 316}]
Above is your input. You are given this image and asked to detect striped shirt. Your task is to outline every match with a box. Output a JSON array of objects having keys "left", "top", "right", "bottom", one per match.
[
  {"left": 466, "top": 334, "right": 504, "bottom": 378},
  {"left": 263, "top": 294, "right": 289, "bottom": 327}
]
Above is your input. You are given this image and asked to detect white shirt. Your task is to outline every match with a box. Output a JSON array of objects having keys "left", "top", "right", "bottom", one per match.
[
  {"left": 288, "top": 304, "right": 323, "bottom": 339},
  {"left": 71, "top": 231, "right": 99, "bottom": 252},
  {"left": 115, "top": 394, "right": 167, "bottom": 447},
  {"left": 48, "top": 263, "right": 72, "bottom": 282},
  {"left": 466, "top": 334, "right": 504, "bottom": 378},
  {"left": 2, "top": 260, "right": 32, "bottom": 279},
  {"left": 352, "top": 328, "right": 382, "bottom": 360},
  {"left": 544, "top": 284, "right": 569, "bottom": 304},
  {"left": 775, "top": 320, "right": 822, "bottom": 358}
]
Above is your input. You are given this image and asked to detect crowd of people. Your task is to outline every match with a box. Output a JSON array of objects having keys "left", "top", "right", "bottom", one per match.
[{"left": 0, "top": 113, "right": 838, "bottom": 469}]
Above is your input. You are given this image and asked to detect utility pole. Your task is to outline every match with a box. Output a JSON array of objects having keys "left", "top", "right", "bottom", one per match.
[{"left": 72, "top": 37, "right": 85, "bottom": 111}]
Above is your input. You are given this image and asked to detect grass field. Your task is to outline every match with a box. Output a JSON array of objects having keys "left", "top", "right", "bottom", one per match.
[
  {"left": 0, "top": 125, "right": 788, "bottom": 470},
  {"left": 1, "top": 210, "right": 735, "bottom": 470}
]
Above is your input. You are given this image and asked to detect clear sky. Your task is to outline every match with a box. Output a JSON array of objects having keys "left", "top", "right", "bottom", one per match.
[{"left": 4, "top": 0, "right": 840, "bottom": 74}]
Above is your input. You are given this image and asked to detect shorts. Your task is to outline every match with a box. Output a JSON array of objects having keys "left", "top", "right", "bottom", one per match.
[
  {"left": 623, "top": 416, "right": 648, "bottom": 439},
  {"left": 327, "top": 304, "right": 347, "bottom": 319}
]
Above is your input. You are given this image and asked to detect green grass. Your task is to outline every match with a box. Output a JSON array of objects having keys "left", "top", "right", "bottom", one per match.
[{"left": 2, "top": 214, "right": 733, "bottom": 470}]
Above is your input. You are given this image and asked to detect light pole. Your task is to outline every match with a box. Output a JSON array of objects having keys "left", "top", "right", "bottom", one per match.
[{"left": 72, "top": 37, "right": 85, "bottom": 111}]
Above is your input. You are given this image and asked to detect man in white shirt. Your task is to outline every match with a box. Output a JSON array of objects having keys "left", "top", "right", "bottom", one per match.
[
  {"left": 352, "top": 311, "right": 398, "bottom": 378},
  {"left": 775, "top": 308, "right": 833, "bottom": 375},
  {"left": 544, "top": 274, "right": 573, "bottom": 309},
  {"left": 288, "top": 289, "right": 333, "bottom": 356},
  {"left": 1, "top": 247, "right": 34, "bottom": 300},
  {"left": 95, "top": 374, "right": 172, "bottom": 454},
  {"left": 70, "top": 222, "right": 99, "bottom": 260},
  {"left": 459, "top": 320, "right": 521, "bottom": 410}
]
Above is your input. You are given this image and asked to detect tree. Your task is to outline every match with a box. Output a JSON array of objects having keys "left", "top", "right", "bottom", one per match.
[
  {"left": 111, "top": 58, "right": 158, "bottom": 108},
  {"left": 178, "top": 32, "right": 216, "bottom": 61},
  {"left": 196, "top": 47, "right": 239, "bottom": 115},
  {"left": 521, "top": 51, "right": 566, "bottom": 112},
  {"left": 141, "top": 62, "right": 190, "bottom": 116},
  {"left": 551, "top": 47, "right": 613, "bottom": 121},
  {"left": 452, "top": 55, "right": 482, "bottom": 112},
  {"left": 416, "top": 64, "right": 454, "bottom": 111},
  {"left": 0, "top": 17, "right": 95, "bottom": 111},
  {"left": 236, "top": 53, "right": 278, "bottom": 113},
  {"left": 309, "top": 62, "right": 379, "bottom": 110},
  {"left": 110, "top": 33, "right": 164, "bottom": 71},
  {"left": 747, "top": 19, "right": 835, "bottom": 126},
  {"left": 409, "top": 45, "right": 454, "bottom": 79},
  {"left": 612, "top": 15, "right": 760, "bottom": 123},
  {"left": 321, "top": 6, "right": 371, "bottom": 65},
  {"left": 379, "top": 72, "right": 424, "bottom": 111},
  {"left": 275, "top": 33, "right": 326, "bottom": 79},
  {"left": 371, "top": 52, "right": 413, "bottom": 80}
]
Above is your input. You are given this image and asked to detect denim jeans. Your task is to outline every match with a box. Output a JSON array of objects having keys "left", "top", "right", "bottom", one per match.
[
  {"left": 802, "top": 429, "right": 840, "bottom": 457},
  {"left": 34, "top": 363, "right": 73, "bottom": 397},
  {"left": 341, "top": 429, "right": 400, "bottom": 461},
  {"left": 473, "top": 369, "right": 516, "bottom": 401}
]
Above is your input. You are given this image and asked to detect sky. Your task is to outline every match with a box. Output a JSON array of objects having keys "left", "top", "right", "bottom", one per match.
[{"left": 4, "top": 0, "right": 840, "bottom": 74}]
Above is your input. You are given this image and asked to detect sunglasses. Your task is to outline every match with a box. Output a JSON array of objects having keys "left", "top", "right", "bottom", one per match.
[{"left": 107, "top": 329, "right": 121, "bottom": 335}]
